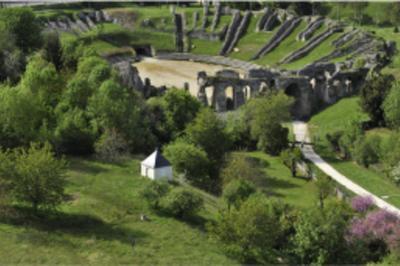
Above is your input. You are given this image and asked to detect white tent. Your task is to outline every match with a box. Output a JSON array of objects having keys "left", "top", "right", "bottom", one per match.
[{"left": 141, "top": 149, "right": 173, "bottom": 181}]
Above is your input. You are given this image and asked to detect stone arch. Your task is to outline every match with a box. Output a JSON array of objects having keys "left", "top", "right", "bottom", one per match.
[
  {"left": 205, "top": 86, "right": 215, "bottom": 107},
  {"left": 284, "top": 83, "right": 301, "bottom": 115},
  {"left": 259, "top": 82, "right": 268, "bottom": 93},
  {"left": 243, "top": 85, "right": 252, "bottom": 100},
  {"left": 224, "top": 85, "right": 235, "bottom": 111}
]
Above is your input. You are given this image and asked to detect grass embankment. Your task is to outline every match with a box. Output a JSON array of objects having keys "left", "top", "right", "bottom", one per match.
[
  {"left": 0, "top": 151, "right": 319, "bottom": 264},
  {"left": 0, "top": 157, "right": 234, "bottom": 264},
  {"left": 309, "top": 97, "right": 400, "bottom": 208}
]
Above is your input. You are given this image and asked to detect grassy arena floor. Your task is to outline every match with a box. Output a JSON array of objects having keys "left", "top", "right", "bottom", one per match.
[{"left": 309, "top": 97, "right": 400, "bottom": 208}]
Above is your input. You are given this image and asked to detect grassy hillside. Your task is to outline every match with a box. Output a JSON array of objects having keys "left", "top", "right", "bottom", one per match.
[
  {"left": 0, "top": 151, "right": 320, "bottom": 264},
  {"left": 309, "top": 97, "right": 400, "bottom": 208}
]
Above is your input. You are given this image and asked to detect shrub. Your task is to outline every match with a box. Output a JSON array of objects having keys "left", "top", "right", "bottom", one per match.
[
  {"left": 162, "top": 188, "right": 204, "bottom": 219},
  {"left": 352, "top": 136, "right": 381, "bottom": 168},
  {"left": 280, "top": 147, "right": 303, "bottom": 177},
  {"left": 351, "top": 196, "right": 374, "bottom": 213},
  {"left": 326, "top": 130, "right": 343, "bottom": 153},
  {"left": 222, "top": 179, "right": 256, "bottom": 209},
  {"left": 95, "top": 128, "right": 128, "bottom": 162},
  {"left": 140, "top": 181, "right": 170, "bottom": 209},
  {"left": 164, "top": 140, "right": 210, "bottom": 188}
]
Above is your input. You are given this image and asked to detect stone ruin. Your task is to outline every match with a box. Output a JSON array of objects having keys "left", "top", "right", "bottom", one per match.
[{"left": 195, "top": 63, "right": 369, "bottom": 118}]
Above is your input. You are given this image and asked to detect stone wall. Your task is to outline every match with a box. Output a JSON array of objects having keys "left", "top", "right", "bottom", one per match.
[
  {"left": 281, "top": 26, "right": 343, "bottom": 64},
  {"left": 210, "top": 2, "right": 222, "bottom": 32},
  {"left": 252, "top": 17, "right": 302, "bottom": 60},
  {"left": 226, "top": 11, "right": 252, "bottom": 54},
  {"left": 297, "top": 17, "right": 324, "bottom": 41},
  {"left": 174, "top": 13, "right": 184, "bottom": 52},
  {"left": 201, "top": 3, "right": 210, "bottom": 31},
  {"left": 256, "top": 8, "right": 272, "bottom": 32},
  {"left": 219, "top": 10, "right": 242, "bottom": 56}
]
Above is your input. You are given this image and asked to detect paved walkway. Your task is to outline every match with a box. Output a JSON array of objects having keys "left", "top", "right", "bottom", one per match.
[{"left": 292, "top": 121, "right": 400, "bottom": 217}]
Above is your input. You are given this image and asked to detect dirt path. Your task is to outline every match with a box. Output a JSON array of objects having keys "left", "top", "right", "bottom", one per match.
[
  {"left": 133, "top": 57, "right": 244, "bottom": 96},
  {"left": 293, "top": 121, "right": 400, "bottom": 217}
]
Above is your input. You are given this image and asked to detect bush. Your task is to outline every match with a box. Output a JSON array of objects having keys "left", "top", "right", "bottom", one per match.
[
  {"left": 383, "top": 81, "right": 400, "bottom": 129},
  {"left": 140, "top": 181, "right": 170, "bottom": 209},
  {"left": 351, "top": 196, "right": 374, "bottom": 213},
  {"left": 223, "top": 179, "right": 256, "bottom": 209},
  {"left": 162, "top": 188, "right": 204, "bottom": 219},
  {"left": 280, "top": 147, "right": 303, "bottom": 177},
  {"left": 164, "top": 140, "right": 210, "bottom": 188},
  {"left": 221, "top": 153, "right": 264, "bottom": 185},
  {"left": 95, "top": 128, "right": 128, "bottom": 162},
  {"left": 326, "top": 130, "right": 343, "bottom": 153},
  {"left": 352, "top": 136, "right": 381, "bottom": 168}
]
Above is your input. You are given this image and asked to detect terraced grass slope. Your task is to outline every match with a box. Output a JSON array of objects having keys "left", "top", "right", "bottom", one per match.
[
  {"left": 40, "top": 3, "right": 379, "bottom": 71},
  {"left": 309, "top": 97, "right": 400, "bottom": 208}
]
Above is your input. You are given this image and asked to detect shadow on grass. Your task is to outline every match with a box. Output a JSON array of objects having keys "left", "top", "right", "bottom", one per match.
[
  {"left": 68, "top": 158, "right": 108, "bottom": 175},
  {"left": 0, "top": 207, "right": 147, "bottom": 247}
]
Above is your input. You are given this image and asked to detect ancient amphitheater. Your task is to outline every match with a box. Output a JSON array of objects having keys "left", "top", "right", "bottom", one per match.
[{"left": 45, "top": 4, "right": 395, "bottom": 118}]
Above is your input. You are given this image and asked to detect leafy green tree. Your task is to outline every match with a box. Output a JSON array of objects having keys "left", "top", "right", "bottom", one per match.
[
  {"left": 222, "top": 179, "right": 256, "bottom": 209},
  {"left": 0, "top": 85, "right": 49, "bottom": 148},
  {"left": 315, "top": 175, "right": 334, "bottom": 209},
  {"left": 209, "top": 194, "right": 282, "bottom": 264},
  {"left": 0, "top": 24, "right": 24, "bottom": 83},
  {"left": 56, "top": 77, "right": 92, "bottom": 111},
  {"left": 0, "top": 149, "right": 13, "bottom": 210},
  {"left": 95, "top": 128, "right": 128, "bottom": 162},
  {"left": 360, "top": 74, "right": 394, "bottom": 126},
  {"left": 245, "top": 92, "right": 293, "bottom": 155},
  {"left": 11, "top": 142, "right": 67, "bottom": 212},
  {"left": 0, "top": 7, "right": 42, "bottom": 53},
  {"left": 280, "top": 147, "right": 303, "bottom": 177},
  {"left": 292, "top": 200, "right": 354, "bottom": 265},
  {"left": 220, "top": 153, "right": 264, "bottom": 185},
  {"left": 383, "top": 81, "right": 400, "bottom": 129},
  {"left": 162, "top": 89, "right": 201, "bottom": 139},
  {"left": 338, "top": 120, "right": 363, "bottom": 159},
  {"left": 225, "top": 110, "right": 255, "bottom": 150},
  {"left": 54, "top": 108, "right": 96, "bottom": 155},
  {"left": 164, "top": 140, "right": 210, "bottom": 188},
  {"left": 88, "top": 79, "right": 154, "bottom": 152},
  {"left": 186, "top": 108, "right": 231, "bottom": 176},
  {"left": 20, "top": 54, "right": 64, "bottom": 109},
  {"left": 140, "top": 181, "right": 170, "bottom": 209},
  {"left": 147, "top": 96, "right": 170, "bottom": 144},
  {"left": 162, "top": 187, "right": 204, "bottom": 219},
  {"left": 42, "top": 30, "right": 63, "bottom": 71}
]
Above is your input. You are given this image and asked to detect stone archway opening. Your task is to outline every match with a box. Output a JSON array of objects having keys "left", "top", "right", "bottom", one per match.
[
  {"left": 205, "top": 86, "right": 215, "bottom": 107},
  {"left": 284, "top": 83, "right": 301, "bottom": 115},
  {"left": 132, "top": 45, "right": 153, "bottom": 57},
  {"left": 225, "top": 86, "right": 234, "bottom": 111}
]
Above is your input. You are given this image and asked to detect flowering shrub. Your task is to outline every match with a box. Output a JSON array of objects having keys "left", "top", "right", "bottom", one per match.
[
  {"left": 348, "top": 209, "right": 400, "bottom": 251},
  {"left": 351, "top": 196, "right": 374, "bottom": 213}
]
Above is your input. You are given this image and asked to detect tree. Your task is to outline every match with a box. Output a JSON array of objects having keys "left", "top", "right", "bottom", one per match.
[
  {"left": 360, "top": 74, "right": 394, "bottom": 126},
  {"left": 88, "top": 79, "right": 155, "bottom": 153},
  {"left": 162, "top": 89, "right": 201, "bottom": 139},
  {"left": 280, "top": 147, "right": 303, "bottom": 177},
  {"left": 0, "top": 149, "right": 13, "bottom": 211},
  {"left": 42, "top": 30, "right": 63, "bottom": 71},
  {"left": 292, "top": 200, "right": 354, "bottom": 265},
  {"left": 186, "top": 108, "right": 231, "bottom": 176},
  {"left": 95, "top": 128, "right": 128, "bottom": 162},
  {"left": 0, "top": 7, "right": 42, "bottom": 53},
  {"left": 140, "top": 181, "right": 170, "bottom": 209},
  {"left": 209, "top": 194, "right": 282, "bottom": 264},
  {"left": 220, "top": 153, "right": 264, "bottom": 185},
  {"left": 315, "top": 175, "right": 334, "bottom": 209},
  {"left": 161, "top": 187, "right": 204, "bottom": 219},
  {"left": 245, "top": 92, "right": 294, "bottom": 155},
  {"left": 164, "top": 140, "right": 210, "bottom": 188},
  {"left": 0, "top": 24, "right": 24, "bottom": 83},
  {"left": 11, "top": 142, "right": 67, "bottom": 212},
  {"left": 383, "top": 81, "right": 400, "bottom": 129},
  {"left": 222, "top": 179, "right": 256, "bottom": 209}
]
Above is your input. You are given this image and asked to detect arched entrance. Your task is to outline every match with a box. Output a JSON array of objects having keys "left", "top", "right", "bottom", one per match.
[
  {"left": 225, "top": 86, "right": 234, "bottom": 110},
  {"left": 284, "top": 83, "right": 301, "bottom": 116}
]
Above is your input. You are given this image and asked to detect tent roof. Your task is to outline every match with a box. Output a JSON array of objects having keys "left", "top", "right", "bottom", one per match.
[{"left": 141, "top": 149, "right": 171, "bottom": 168}]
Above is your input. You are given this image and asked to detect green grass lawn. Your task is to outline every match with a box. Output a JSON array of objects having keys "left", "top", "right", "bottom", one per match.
[
  {"left": 239, "top": 151, "right": 319, "bottom": 209},
  {"left": 308, "top": 97, "right": 400, "bottom": 208},
  {"left": 0, "top": 151, "right": 321, "bottom": 264},
  {"left": 0, "top": 157, "right": 235, "bottom": 264}
]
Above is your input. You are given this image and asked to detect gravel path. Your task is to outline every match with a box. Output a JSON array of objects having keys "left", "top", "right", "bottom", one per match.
[{"left": 293, "top": 121, "right": 400, "bottom": 217}]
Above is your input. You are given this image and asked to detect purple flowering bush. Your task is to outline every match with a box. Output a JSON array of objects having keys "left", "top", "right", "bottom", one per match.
[
  {"left": 351, "top": 196, "right": 374, "bottom": 213},
  {"left": 347, "top": 209, "right": 400, "bottom": 251}
]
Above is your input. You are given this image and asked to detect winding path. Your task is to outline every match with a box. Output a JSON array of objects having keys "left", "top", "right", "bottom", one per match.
[{"left": 293, "top": 121, "right": 400, "bottom": 217}]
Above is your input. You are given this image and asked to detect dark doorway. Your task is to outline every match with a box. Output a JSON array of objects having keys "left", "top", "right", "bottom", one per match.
[
  {"left": 284, "top": 83, "right": 301, "bottom": 116},
  {"left": 133, "top": 45, "right": 153, "bottom": 57}
]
